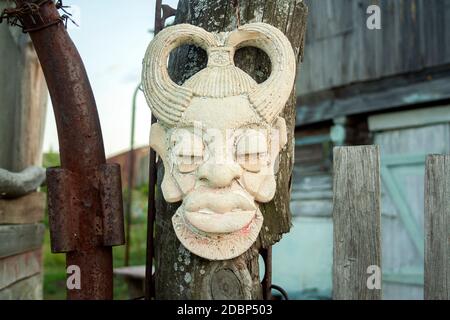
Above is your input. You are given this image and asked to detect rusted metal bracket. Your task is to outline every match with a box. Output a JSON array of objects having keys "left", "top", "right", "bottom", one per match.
[
  {"left": 47, "top": 164, "right": 124, "bottom": 253},
  {"left": 153, "top": 3, "right": 176, "bottom": 32}
]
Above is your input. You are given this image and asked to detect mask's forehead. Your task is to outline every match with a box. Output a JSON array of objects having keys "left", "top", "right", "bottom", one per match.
[{"left": 181, "top": 95, "right": 261, "bottom": 130}]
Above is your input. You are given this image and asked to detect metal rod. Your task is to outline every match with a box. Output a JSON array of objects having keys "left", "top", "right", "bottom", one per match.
[
  {"left": 124, "top": 84, "right": 141, "bottom": 266},
  {"left": 261, "top": 246, "right": 273, "bottom": 300},
  {"left": 270, "top": 284, "right": 289, "bottom": 300},
  {"left": 12, "top": 0, "right": 114, "bottom": 299},
  {"left": 144, "top": 0, "right": 163, "bottom": 300},
  {"left": 144, "top": 116, "right": 157, "bottom": 299}
]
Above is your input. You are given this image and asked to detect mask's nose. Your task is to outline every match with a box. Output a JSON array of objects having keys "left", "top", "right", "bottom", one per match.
[{"left": 197, "top": 161, "right": 243, "bottom": 188}]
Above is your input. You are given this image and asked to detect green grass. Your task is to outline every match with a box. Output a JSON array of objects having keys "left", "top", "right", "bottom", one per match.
[{"left": 43, "top": 188, "right": 149, "bottom": 300}]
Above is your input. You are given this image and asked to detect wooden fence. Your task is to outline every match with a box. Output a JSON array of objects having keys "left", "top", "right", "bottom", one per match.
[
  {"left": 332, "top": 146, "right": 449, "bottom": 300},
  {"left": 0, "top": 14, "right": 47, "bottom": 299},
  {"left": 0, "top": 192, "right": 45, "bottom": 299}
]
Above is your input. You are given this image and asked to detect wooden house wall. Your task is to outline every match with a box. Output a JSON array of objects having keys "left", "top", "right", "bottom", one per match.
[
  {"left": 297, "top": 0, "right": 450, "bottom": 96},
  {"left": 371, "top": 106, "right": 450, "bottom": 299},
  {"left": 106, "top": 146, "right": 149, "bottom": 189}
]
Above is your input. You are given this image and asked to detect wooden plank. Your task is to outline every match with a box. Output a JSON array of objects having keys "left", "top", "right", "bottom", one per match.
[
  {"left": 0, "top": 22, "right": 47, "bottom": 172},
  {"left": 296, "top": 0, "right": 450, "bottom": 95},
  {"left": 422, "top": 1, "right": 446, "bottom": 68},
  {"left": 0, "top": 224, "right": 44, "bottom": 258},
  {"left": 0, "top": 249, "right": 42, "bottom": 290},
  {"left": 424, "top": 155, "right": 450, "bottom": 300},
  {"left": 0, "top": 8, "right": 25, "bottom": 171},
  {"left": 15, "top": 43, "right": 48, "bottom": 170},
  {"left": 445, "top": 0, "right": 450, "bottom": 63},
  {"left": 332, "top": 146, "right": 382, "bottom": 300},
  {"left": 380, "top": 165, "right": 424, "bottom": 257},
  {"left": 373, "top": 123, "right": 450, "bottom": 299},
  {"left": 368, "top": 105, "right": 450, "bottom": 132},
  {"left": 0, "top": 274, "right": 42, "bottom": 300},
  {"left": 290, "top": 199, "right": 333, "bottom": 218},
  {"left": 297, "top": 71, "right": 450, "bottom": 125},
  {"left": 0, "top": 192, "right": 45, "bottom": 224}
]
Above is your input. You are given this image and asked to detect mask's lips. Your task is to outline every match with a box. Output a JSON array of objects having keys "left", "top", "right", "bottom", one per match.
[
  {"left": 184, "top": 190, "right": 256, "bottom": 213},
  {"left": 185, "top": 208, "right": 256, "bottom": 234},
  {"left": 183, "top": 190, "right": 257, "bottom": 233}
]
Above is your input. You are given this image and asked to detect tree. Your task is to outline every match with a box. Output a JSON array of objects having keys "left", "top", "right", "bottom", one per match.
[{"left": 154, "top": 0, "right": 308, "bottom": 299}]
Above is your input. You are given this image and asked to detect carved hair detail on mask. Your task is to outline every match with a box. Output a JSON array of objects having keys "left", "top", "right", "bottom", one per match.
[{"left": 142, "top": 22, "right": 296, "bottom": 127}]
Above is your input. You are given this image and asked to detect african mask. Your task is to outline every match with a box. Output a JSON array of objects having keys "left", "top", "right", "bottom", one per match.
[{"left": 142, "top": 23, "right": 296, "bottom": 260}]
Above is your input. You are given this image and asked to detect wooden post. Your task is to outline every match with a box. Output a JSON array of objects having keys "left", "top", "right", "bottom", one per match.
[
  {"left": 332, "top": 146, "right": 382, "bottom": 300},
  {"left": 424, "top": 155, "right": 450, "bottom": 300},
  {"left": 0, "top": 3, "right": 47, "bottom": 299},
  {"left": 0, "top": 33, "right": 47, "bottom": 171},
  {"left": 154, "top": 0, "right": 308, "bottom": 299}
]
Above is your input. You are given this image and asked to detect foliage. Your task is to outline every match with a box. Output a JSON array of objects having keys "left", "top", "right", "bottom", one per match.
[{"left": 42, "top": 151, "right": 60, "bottom": 168}]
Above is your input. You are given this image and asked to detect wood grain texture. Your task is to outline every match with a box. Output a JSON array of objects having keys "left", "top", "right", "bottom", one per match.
[
  {"left": 0, "top": 13, "right": 25, "bottom": 171},
  {"left": 0, "top": 23, "right": 47, "bottom": 172},
  {"left": 332, "top": 146, "right": 381, "bottom": 300},
  {"left": 371, "top": 123, "right": 450, "bottom": 299},
  {"left": 296, "top": 0, "right": 450, "bottom": 125},
  {"left": 0, "top": 249, "right": 42, "bottom": 290},
  {"left": 15, "top": 43, "right": 48, "bottom": 170},
  {"left": 297, "top": 0, "right": 450, "bottom": 95},
  {"left": 154, "top": 0, "right": 308, "bottom": 299},
  {"left": 424, "top": 155, "right": 450, "bottom": 300},
  {"left": 297, "top": 71, "right": 450, "bottom": 125},
  {"left": 0, "top": 223, "right": 45, "bottom": 258},
  {"left": 368, "top": 105, "right": 450, "bottom": 132},
  {"left": 0, "top": 192, "right": 45, "bottom": 224},
  {"left": 0, "top": 273, "right": 42, "bottom": 300}
]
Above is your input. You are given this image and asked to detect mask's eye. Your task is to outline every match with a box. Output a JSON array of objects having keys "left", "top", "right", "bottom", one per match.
[
  {"left": 172, "top": 131, "right": 204, "bottom": 173},
  {"left": 176, "top": 155, "right": 203, "bottom": 173},
  {"left": 235, "top": 130, "right": 268, "bottom": 173}
]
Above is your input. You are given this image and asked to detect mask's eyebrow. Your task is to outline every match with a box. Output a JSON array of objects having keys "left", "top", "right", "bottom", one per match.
[
  {"left": 170, "top": 130, "right": 204, "bottom": 156},
  {"left": 235, "top": 130, "right": 269, "bottom": 154}
]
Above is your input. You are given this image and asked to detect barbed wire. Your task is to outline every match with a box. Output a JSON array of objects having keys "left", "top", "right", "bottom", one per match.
[
  {"left": 0, "top": 0, "right": 78, "bottom": 32},
  {"left": 55, "top": 0, "right": 79, "bottom": 28}
]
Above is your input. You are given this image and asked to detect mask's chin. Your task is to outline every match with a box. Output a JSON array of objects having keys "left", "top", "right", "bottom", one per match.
[{"left": 172, "top": 206, "right": 264, "bottom": 261}]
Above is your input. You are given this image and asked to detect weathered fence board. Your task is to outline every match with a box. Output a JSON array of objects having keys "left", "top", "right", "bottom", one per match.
[
  {"left": 0, "top": 27, "right": 48, "bottom": 172},
  {"left": 0, "top": 224, "right": 45, "bottom": 258},
  {"left": 332, "top": 146, "right": 382, "bottom": 300},
  {"left": 0, "top": 273, "right": 42, "bottom": 300},
  {"left": 424, "top": 155, "right": 450, "bottom": 300},
  {"left": 0, "top": 249, "right": 42, "bottom": 290},
  {"left": 0, "top": 192, "right": 45, "bottom": 224}
]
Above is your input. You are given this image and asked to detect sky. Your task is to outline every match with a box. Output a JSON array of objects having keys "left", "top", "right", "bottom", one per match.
[{"left": 43, "top": 0, "right": 179, "bottom": 157}]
